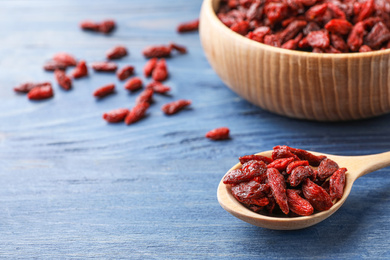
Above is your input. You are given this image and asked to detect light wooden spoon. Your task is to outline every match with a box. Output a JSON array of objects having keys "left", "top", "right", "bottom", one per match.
[{"left": 217, "top": 150, "right": 390, "bottom": 230}]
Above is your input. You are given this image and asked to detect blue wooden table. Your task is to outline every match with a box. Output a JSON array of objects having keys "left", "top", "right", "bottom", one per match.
[{"left": 1, "top": 0, "right": 390, "bottom": 259}]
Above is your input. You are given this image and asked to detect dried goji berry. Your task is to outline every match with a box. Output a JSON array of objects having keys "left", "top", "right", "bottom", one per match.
[
  {"left": 267, "top": 157, "right": 295, "bottom": 171},
  {"left": 287, "top": 189, "right": 314, "bottom": 216},
  {"left": 264, "top": 2, "right": 289, "bottom": 25},
  {"left": 231, "top": 181, "right": 269, "bottom": 201},
  {"left": 146, "top": 81, "right": 171, "bottom": 94},
  {"left": 161, "top": 99, "right": 191, "bottom": 115},
  {"left": 52, "top": 52, "right": 77, "bottom": 66},
  {"left": 359, "top": 45, "right": 372, "bottom": 52},
  {"left": 318, "top": 158, "right": 339, "bottom": 181},
  {"left": 80, "top": 20, "right": 100, "bottom": 31},
  {"left": 91, "top": 61, "right": 118, "bottom": 72},
  {"left": 14, "top": 81, "right": 51, "bottom": 93},
  {"left": 54, "top": 69, "right": 72, "bottom": 90},
  {"left": 239, "top": 154, "right": 273, "bottom": 165},
  {"left": 230, "top": 20, "right": 250, "bottom": 35},
  {"left": 267, "top": 167, "right": 289, "bottom": 215},
  {"left": 275, "top": 145, "right": 326, "bottom": 166},
  {"left": 106, "top": 45, "right": 128, "bottom": 60},
  {"left": 302, "top": 178, "right": 333, "bottom": 211},
  {"left": 98, "top": 19, "right": 116, "bottom": 34},
  {"left": 135, "top": 88, "right": 154, "bottom": 105},
  {"left": 117, "top": 65, "right": 134, "bottom": 81},
  {"left": 246, "top": 26, "right": 271, "bottom": 43},
  {"left": 288, "top": 165, "right": 315, "bottom": 187},
  {"left": 144, "top": 58, "right": 158, "bottom": 77},
  {"left": 152, "top": 59, "right": 168, "bottom": 82},
  {"left": 27, "top": 84, "right": 54, "bottom": 100},
  {"left": 280, "top": 20, "right": 307, "bottom": 43},
  {"left": 93, "top": 83, "right": 115, "bottom": 98},
  {"left": 71, "top": 60, "right": 88, "bottom": 79},
  {"left": 43, "top": 60, "right": 68, "bottom": 71},
  {"left": 224, "top": 161, "right": 266, "bottom": 184},
  {"left": 125, "top": 102, "right": 150, "bottom": 125},
  {"left": 272, "top": 145, "right": 299, "bottom": 161},
  {"left": 142, "top": 45, "right": 172, "bottom": 58},
  {"left": 286, "top": 160, "right": 309, "bottom": 174},
  {"left": 325, "top": 19, "right": 353, "bottom": 35},
  {"left": 329, "top": 167, "right": 347, "bottom": 200},
  {"left": 347, "top": 22, "right": 365, "bottom": 52},
  {"left": 205, "top": 127, "right": 230, "bottom": 140},
  {"left": 124, "top": 77, "right": 143, "bottom": 92},
  {"left": 306, "top": 30, "right": 330, "bottom": 48},
  {"left": 169, "top": 42, "right": 187, "bottom": 54},
  {"left": 103, "top": 108, "right": 130, "bottom": 123},
  {"left": 365, "top": 22, "right": 390, "bottom": 49},
  {"left": 177, "top": 19, "right": 199, "bottom": 33},
  {"left": 355, "top": 0, "right": 374, "bottom": 22}
]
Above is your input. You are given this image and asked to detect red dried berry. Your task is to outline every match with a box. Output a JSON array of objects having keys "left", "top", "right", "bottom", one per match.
[
  {"left": 264, "top": 2, "right": 289, "bottom": 25},
  {"left": 93, "top": 83, "right": 115, "bottom": 98},
  {"left": 169, "top": 42, "right": 187, "bottom": 54},
  {"left": 142, "top": 45, "right": 172, "bottom": 58},
  {"left": 246, "top": 26, "right": 271, "bottom": 43},
  {"left": 317, "top": 158, "right": 339, "bottom": 181},
  {"left": 223, "top": 160, "right": 266, "bottom": 184},
  {"left": 52, "top": 52, "right": 77, "bottom": 66},
  {"left": 14, "top": 82, "right": 52, "bottom": 93},
  {"left": 302, "top": 178, "right": 333, "bottom": 211},
  {"left": 124, "top": 77, "right": 143, "bottom": 92},
  {"left": 54, "top": 69, "right": 72, "bottom": 90},
  {"left": 106, "top": 45, "right": 128, "bottom": 60},
  {"left": 355, "top": 0, "right": 375, "bottom": 22},
  {"left": 267, "top": 167, "right": 289, "bottom": 215},
  {"left": 144, "top": 58, "right": 158, "bottom": 77},
  {"left": 27, "top": 84, "right": 54, "bottom": 100},
  {"left": 329, "top": 167, "right": 347, "bottom": 200},
  {"left": 365, "top": 22, "right": 390, "bottom": 49},
  {"left": 135, "top": 88, "right": 154, "bottom": 105},
  {"left": 43, "top": 60, "right": 68, "bottom": 71},
  {"left": 267, "top": 157, "right": 295, "bottom": 172},
  {"left": 286, "top": 160, "right": 309, "bottom": 174},
  {"left": 324, "top": 19, "right": 353, "bottom": 35},
  {"left": 347, "top": 22, "right": 365, "bottom": 52},
  {"left": 91, "top": 61, "right": 118, "bottom": 72},
  {"left": 116, "top": 65, "right": 134, "bottom": 81},
  {"left": 125, "top": 102, "right": 150, "bottom": 125},
  {"left": 103, "top": 108, "right": 130, "bottom": 123},
  {"left": 239, "top": 154, "right": 273, "bottom": 165},
  {"left": 230, "top": 20, "right": 250, "bottom": 35},
  {"left": 231, "top": 181, "right": 268, "bottom": 200},
  {"left": 286, "top": 189, "right": 314, "bottom": 216},
  {"left": 152, "top": 59, "right": 168, "bottom": 82},
  {"left": 306, "top": 30, "right": 330, "bottom": 48},
  {"left": 146, "top": 81, "right": 171, "bottom": 94},
  {"left": 80, "top": 20, "right": 100, "bottom": 31},
  {"left": 288, "top": 165, "right": 315, "bottom": 187},
  {"left": 98, "top": 19, "right": 116, "bottom": 34},
  {"left": 359, "top": 45, "right": 372, "bottom": 52},
  {"left": 71, "top": 60, "right": 88, "bottom": 79},
  {"left": 274, "top": 145, "right": 326, "bottom": 166},
  {"left": 205, "top": 127, "right": 230, "bottom": 140},
  {"left": 177, "top": 19, "right": 199, "bottom": 33},
  {"left": 161, "top": 99, "right": 191, "bottom": 115}
]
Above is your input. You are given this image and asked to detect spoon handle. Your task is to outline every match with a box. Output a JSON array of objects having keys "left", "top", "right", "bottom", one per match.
[{"left": 344, "top": 151, "right": 390, "bottom": 179}]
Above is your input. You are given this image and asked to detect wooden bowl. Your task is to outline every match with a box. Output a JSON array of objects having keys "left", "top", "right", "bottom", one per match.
[{"left": 199, "top": 0, "right": 390, "bottom": 121}]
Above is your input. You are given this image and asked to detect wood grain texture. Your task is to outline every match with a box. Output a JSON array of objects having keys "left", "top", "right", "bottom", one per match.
[
  {"left": 200, "top": 0, "right": 390, "bottom": 121},
  {"left": 0, "top": 0, "right": 390, "bottom": 259}
]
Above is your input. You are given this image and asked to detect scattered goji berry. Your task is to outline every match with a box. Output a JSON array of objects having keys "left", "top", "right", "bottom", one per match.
[
  {"left": 106, "top": 45, "right": 128, "bottom": 60},
  {"left": 117, "top": 65, "right": 134, "bottom": 81},
  {"left": 91, "top": 61, "right": 118, "bottom": 72},
  {"left": 52, "top": 52, "right": 77, "bottom": 66},
  {"left": 161, "top": 99, "right": 191, "bottom": 115},
  {"left": 14, "top": 82, "right": 52, "bottom": 93},
  {"left": 71, "top": 60, "right": 88, "bottom": 79},
  {"left": 205, "top": 127, "right": 230, "bottom": 140},
  {"left": 146, "top": 81, "right": 171, "bottom": 94},
  {"left": 125, "top": 102, "right": 150, "bottom": 125},
  {"left": 152, "top": 59, "right": 168, "bottom": 82},
  {"left": 135, "top": 88, "right": 154, "bottom": 105},
  {"left": 169, "top": 42, "right": 187, "bottom": 54},
  {"left": 103, "top": 108, "right": 130, "bottom": 123},
  {"left": 142, "top": 45, "right": 172, "bottom": 58},
  {"left": 177, "top": 19, "right": 199, "bottom": 33},
  {"left": 27, "top": 84, "right": 54, "bottom": 100},
  {"left": 43, "top": 60, "right": 68, "bottom": 71},
  {"left": 93, "top": 83, "right": 115, "bottom": 98},
  {"left": 98, "top": 19, "right": 116, "bottom": 34},
  {"left": 80, "top": 20, "right": 100, "bottom": 31},
  {"left": 144, "top": 58, "right": 158, "bottom": 77},
  {"left": 54, "top": 69, "right": 72, "bottom": 90},
  {"left": 124, "top": 77, "right": 143, "bottom": 92}
]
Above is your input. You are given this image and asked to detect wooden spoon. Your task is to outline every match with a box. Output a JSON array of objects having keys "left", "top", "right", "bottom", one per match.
[{"left": 217, "top": 150, "right": 390, "bottom": 230}]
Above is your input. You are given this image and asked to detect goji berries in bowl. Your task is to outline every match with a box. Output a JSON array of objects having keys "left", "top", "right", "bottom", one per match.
[{"left": 199, "top": 0, "right": 390, "bottom": 121}]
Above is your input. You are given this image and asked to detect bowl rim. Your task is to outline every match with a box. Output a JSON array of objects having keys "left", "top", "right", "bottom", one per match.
[{"left": 203, "top": 0, "right": 390, "bottom": 59}]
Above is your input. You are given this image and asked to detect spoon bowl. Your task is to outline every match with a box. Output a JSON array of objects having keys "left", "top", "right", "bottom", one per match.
[{"left": 217, "top": 150, "right": 390, "bottom": 230}]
